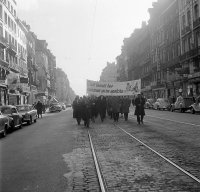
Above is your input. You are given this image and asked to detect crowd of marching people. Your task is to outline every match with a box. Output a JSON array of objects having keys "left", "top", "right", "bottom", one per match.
[{"left": 72, "top": 93, "right": 146, "bottom": 127}]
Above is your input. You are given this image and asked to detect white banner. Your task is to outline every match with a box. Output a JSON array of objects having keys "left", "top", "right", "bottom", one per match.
[{"left": 87, "top": 79, "right": 141, "bottom": 96}]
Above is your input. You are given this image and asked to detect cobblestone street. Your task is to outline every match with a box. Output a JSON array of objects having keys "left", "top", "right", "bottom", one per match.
[{"left": 66, "top": 109, "right": 200, "bottom": 191}]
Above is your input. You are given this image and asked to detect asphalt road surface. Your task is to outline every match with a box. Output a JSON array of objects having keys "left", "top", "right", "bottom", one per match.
[{"left": 0, "top": 108, "right": 74, "bottom": 192}]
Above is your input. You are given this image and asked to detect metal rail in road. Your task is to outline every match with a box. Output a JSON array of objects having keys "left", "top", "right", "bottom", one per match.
[
  {"left": 114, "top": 124, "right": 200, "bottom": 184},
  {"left": 88, "top": 130, "right": 107, "bottom": 192}
]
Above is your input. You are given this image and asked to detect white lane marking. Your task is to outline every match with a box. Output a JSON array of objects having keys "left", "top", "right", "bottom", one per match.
[
  {"left": 146, "top": 115, "right": 200, "bottom": 127},
  {"left": 115, "top": 124, "right": 200, "bottom": 184}
]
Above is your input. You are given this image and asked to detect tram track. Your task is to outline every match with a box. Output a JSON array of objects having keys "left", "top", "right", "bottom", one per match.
[
  {"left": 128, "top": 115, "right": 200, "bottom": 179},
  {"left": 114, "top": 123, "right": 200, "bottom": 184},
  {"left": 87, "top": 120, "right": 200, "bottom": 191},
  {"left": 88, "top": 129, "right": 108, "bottom": 192}
]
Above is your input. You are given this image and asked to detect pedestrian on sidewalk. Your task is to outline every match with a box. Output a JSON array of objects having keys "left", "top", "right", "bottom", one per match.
[
  {"left": 134, "top": 93, "right": 145, "bottom": 124},
  {"left": 36, "top": 101, "right": 43, "bottom": 118}
]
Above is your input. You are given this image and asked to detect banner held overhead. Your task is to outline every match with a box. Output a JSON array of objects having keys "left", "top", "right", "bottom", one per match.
[{"left": 87, "top": 79, "right": 141, "bottom": 96}]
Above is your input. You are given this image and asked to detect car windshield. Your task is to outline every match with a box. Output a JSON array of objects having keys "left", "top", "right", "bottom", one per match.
[
  {"left": 1, "top": 107, "right": 12, "bottom": 114},
  {"left": 17, "top": 106, "right": 30, "bottom": 112}
]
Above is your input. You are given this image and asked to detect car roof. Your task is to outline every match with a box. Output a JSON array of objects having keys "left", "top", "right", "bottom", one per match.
[
  {"left": 0, "top": 105, "right": 16, "bottom": 109},
  {"left": 16, "top": 104, "right": 31, "bottom": 107}
]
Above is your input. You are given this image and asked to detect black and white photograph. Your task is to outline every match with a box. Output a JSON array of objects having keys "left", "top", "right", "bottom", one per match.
[{"left": 0, "top": 0, "right": 200, "bottom": 191}]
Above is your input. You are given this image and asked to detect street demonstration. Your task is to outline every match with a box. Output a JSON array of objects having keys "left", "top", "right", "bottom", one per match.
[{"left": 72, "top": 79, "right": 146, "bottom": 127}]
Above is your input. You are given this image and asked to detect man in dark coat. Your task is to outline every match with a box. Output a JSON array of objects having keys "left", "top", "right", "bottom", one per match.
[
  {"left": 81, "top": 96, "right": 91, "bottom": 127},
  {"left": 91, "top": 96, "right": 98, "bottom": 122},
  {"left": 36, "top": 101, "right": 43, "bottom": 118},
  {"left": 97, "top": 95, "right": 107, "bottom": 122},
  {"left": 134, "top": 93, "right": 145, "bottom": 124},
  {"left": 111, "top": 96, "right": 121, "bottom": 122},
  {"left": 121, "top": 96, "right": 131, "bottom": 121},
  {"left": 106, "top": 96, "right": 113, "bottom": 119},
  {"left": 72, "top": 96, "right": 82, "bottom": 125}
]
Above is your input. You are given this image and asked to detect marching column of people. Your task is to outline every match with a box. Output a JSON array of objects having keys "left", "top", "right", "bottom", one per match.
[{"left": 72, "top": 93, "right": 146, "bottom": 127}]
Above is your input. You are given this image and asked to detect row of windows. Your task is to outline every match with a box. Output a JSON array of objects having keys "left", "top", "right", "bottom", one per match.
[
  {"left": 1, "top": 48, "right": 27, "bottom": 67},
  {"left": 4, "top": 11, "right": 17, "bottom": 34},
  {"left": 182, "top": 32, "right": 200, "bottom": 53},
  {"left": 151, "top": 23, "right": 179, "bottom": 47},
  {"left": 4, "top": 29, "right": 27, "bottom": 56},
  {"left": 0, "top": 5, "right": 2, "bottom": 21},
  {"left": 181, "top": 4, "right": 199, "bottom": 29},
  {"left": 1, "top": 8, "right": 26, "bottom": 45},
  {"left": 152, "top": 43, "right": 181, "bottom": 64},
  {"left": 3, "top": 0, "right": 16, "bottom": 17}
]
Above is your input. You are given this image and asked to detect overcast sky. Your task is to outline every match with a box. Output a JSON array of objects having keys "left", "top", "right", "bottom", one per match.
[{"left": 17, "top": 0, "right": 154, "bottom": 96}]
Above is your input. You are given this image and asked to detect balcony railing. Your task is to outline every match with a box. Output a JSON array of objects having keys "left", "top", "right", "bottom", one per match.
[
  {"left": 8, "top": 43, "right": 17, "bottom": 54},
  {"left": 9, "top": 63, "right": 20, "bottom": 73},
  {"left": 19, "top": 52, "right": 26, "bottom": 61},
  {"left": 180, "top": 46, "right": 200, "bottom": 61},
  {"left": 193, "top": 17, "right": 200, "bottom": 28},
  {"left": 181, "top": 26, "right": 191, "bottom": 36}
]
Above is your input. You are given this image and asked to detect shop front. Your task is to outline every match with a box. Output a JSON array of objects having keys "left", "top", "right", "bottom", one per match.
[
  {"left": 19, "top": 83, "right": 31, "bottom": 104},
  {"left": 35, "top": 90, "right": 48, "bottom": 104},
  {"left": 187, "top": 72, "right": 200, "bottom": 97},
  {"left": 0, "top": 81, "right": 8, "bottom": 105},
  {"left": 30, "top": 85, "right": 38, "bottom": 105},
  {"left": 151, "top": 83, "right": 167, "bottom": 98},
  {"left": 7, "top": 72, "right": 20, "bottom": 105}
]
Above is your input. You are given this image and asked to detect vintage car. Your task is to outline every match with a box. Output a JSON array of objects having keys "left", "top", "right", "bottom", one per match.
[
  {"left": 153, "top": 98, "right": 171, "bottom": 110},
  {"left": 49, "top": 103, "right": 62, "bottom": 112},
  {"left": 16, "top": 105, "right": 37, "bottom": 125},
  {"left": 0, "top": 105, "right": 23, "bottom": 130},
  {"left": 60, "top": 103, "right": 66, "bottom": 110},
  {"left": 171, "top": 97, "right": 194, "bottom": 112},
  {"left": 189, "top": 102, "right": 200, "bottom": 114},
  {"left": 145, "top": 98, "right": 155, "bottom": 109},
  {"left": 66, "top": 103, "right": 72, "bottom": 108},
  {"left": 0, "top": 111, "right": 9, "bottom": 137}
]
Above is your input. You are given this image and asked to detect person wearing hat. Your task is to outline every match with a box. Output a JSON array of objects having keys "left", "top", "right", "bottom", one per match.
[{"left": 134, "top": 92, "right": 145, "bottom": 124}]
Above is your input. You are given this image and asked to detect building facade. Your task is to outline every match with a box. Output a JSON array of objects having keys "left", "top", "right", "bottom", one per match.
[
  {"left": 35, "top": 39, "right": 49, "bottom": 104},
  {"left": 100, "top": 62, "right": 117, "bottom": 82},
  {"left": 16, "top": 18, "right": 29, "bottom": 104},
  {"left": 178, "top": 0, "right": 200, "bottom": 97},
  {"left": 56, "top": 68, "right": 75, "bottom": 104},
  {"left": 0, "top": 0, "right": 18, "bottom": 105},
  {"left": 117, "top": 0, "right": 200, "bottom": 99}
]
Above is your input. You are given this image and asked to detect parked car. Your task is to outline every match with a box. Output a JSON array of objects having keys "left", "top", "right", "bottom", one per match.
[
  {"left": 66, "top": 103, "right": 72, "bottom": 108},
  {"left": 60, "top": 103, "right": 66, "bottom": 110},
  {"left": 0, "top": 111, "right": 9, "bottom": 137},
  {"left": 16, "top": 105, "right": 37, "bottom": 125},
  {"left": 145, "top": 98, "right": 155, "bottom": 109},
  {"left": 153, "top": 98, "right": 171, "bottom": 110},
  {"left": 49, "top": 103, "right": 62, "bottom": 112},
  {"left": 0, "top": 105, "right": 23, "bottom": 130},
  {"left": 189, "top": 102, "right": 200, "bottom": 114},
  {"left": 171, "top": 97, "right": 194, "bottom": 112}
]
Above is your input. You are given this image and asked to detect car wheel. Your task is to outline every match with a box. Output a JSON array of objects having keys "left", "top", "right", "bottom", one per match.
[
  {"left": 19, "top": 120, "right": 23, "bottom": 128},
  {"left": 10, "top": 121, "right": 15, "bottom": 131},
  {"left": 2, "top": 126, "right": 7, "bottom": 137},
  {"left": 34, "top": 117, "right": 37, "bottom": 123},
  {"left": 191, "top": 108, "right": 195, "bottom": 114},
  {"left": 28, "top": 117, "right": 32, "bottom": 125}
]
